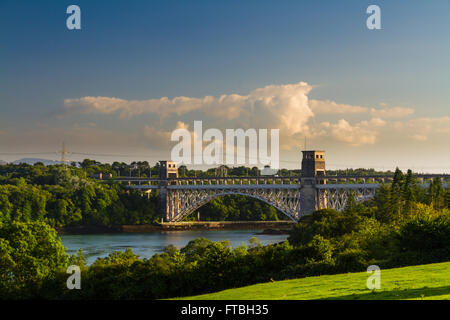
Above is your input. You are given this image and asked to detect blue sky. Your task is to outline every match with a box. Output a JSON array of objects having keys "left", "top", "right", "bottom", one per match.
[{"left": 0, "top": 0, "right": 449, "bottom": 171}]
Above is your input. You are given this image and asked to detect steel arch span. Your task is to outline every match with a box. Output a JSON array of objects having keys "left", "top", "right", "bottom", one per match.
[
  {"left": 120, "top": 173, "right": 448, "bottom": 222},
  {"left": 317, "top": 184, "right": 379, "bottom": 212},
  {"left": 166, "top": 187, "right": 301, "bottom": 222}
]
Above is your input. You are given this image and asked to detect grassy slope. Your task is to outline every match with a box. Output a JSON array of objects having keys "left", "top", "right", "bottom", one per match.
[{"left": 175, "top": 262, "right": 450, "bottom": 300}]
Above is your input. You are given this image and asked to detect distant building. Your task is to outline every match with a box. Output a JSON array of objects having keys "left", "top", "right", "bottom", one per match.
[{"left": 90, "top": 173, "right": 113, "bottom": 180}]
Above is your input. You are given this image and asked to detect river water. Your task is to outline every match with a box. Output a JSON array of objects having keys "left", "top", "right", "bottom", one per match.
[{"left": 60, "top": 230, "right": 290, "bottom": 265}]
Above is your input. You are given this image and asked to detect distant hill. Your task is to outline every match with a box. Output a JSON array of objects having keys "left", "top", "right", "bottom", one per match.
[
  {"left": 0, "top": 160, "right": 7, "bottom": 165},
  {"left": 12, "top": 158, "right": 62, "bottom": 166}
]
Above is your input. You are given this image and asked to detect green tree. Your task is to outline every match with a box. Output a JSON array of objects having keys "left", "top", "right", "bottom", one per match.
[
  {"left": 0, "top": 221, "right": 69, "bottom": 298},
  {"left": 373, "top": 183, "right": 392, "bottom": 222},
  {"left": 390, "top": 168, "right": 405, "bottom": 219},
  {"left": 428, "top": 177, "right": 445, "bottom": 210},
  {"left": 305, "top": 235, "right": 333, "bottom": 262},
  {"left": 402, "top": 169, "right": 418, "bottom": 216}
]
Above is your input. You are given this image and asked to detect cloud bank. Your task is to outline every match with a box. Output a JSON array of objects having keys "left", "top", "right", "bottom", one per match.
[
  {"left": 61, "top": 82, "right": 448, "bottom": 151},
  {"left": 64, "top": 82, "right": 314, "bottom": 138}
]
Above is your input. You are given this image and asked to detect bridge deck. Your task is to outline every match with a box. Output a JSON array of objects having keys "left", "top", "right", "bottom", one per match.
[{"left": 115, "top": 173, "right": 449, "bottom": 185}]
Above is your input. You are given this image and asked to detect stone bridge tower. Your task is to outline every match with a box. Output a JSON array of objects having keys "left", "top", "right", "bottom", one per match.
[
  {"left": 158, "top": 160, "right": 178, "bottom": 221},
  {"left": 300, "top": 150, "right": 326, "bottom": 215}
]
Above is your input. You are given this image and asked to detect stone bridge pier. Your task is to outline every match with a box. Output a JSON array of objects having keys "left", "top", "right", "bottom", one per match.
[
  {"left": 299, "top": 177, "right": 318, "bottom": 216},
  {"left": 158, "top": 160, "right": 179, "bottom": 221},
  {"left": 299, "top": 150, "right": 326, "bottom": 215}
]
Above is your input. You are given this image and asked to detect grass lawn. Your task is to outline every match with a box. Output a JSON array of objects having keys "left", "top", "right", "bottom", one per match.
[{"left": 174, "top": 261, "right": 450, "bottom": 300}]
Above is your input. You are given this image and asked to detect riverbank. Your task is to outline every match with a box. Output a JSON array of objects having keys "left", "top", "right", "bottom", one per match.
[
  {"left": 60, "top": 229, "right": 291, "bottom": 264},
  {"left": 56, "top": 221, "right": 296, "bottom": 235}
]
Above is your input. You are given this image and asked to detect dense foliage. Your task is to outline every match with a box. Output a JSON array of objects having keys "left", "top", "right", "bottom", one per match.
[
  {"left": 0, "top": 162, "right": 287, "bottom": 224},
  {"left": 0, "top": 167, "right": 448, "bottom": 299},
  {"left": 190, "top": 195, "right": 283, "bottom": 221},
  {"left": 0, "top": 220, "right": 68, "bottom": 299},
  {"left": 0, "top": 173, "right": 158, "bottom": 227}
]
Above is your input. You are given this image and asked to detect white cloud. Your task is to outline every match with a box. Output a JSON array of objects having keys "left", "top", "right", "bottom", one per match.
[
  {"left": 64, "top": 82, "right": 315, "bottom": 138},
  {"left": 310, "top": 99, "right": 368, "bottom": 114},
  {"left": 370, "top": 106, "right": 415, "bottom": 119},
  {"left": 143, "top": 121, "right": 191, "bottom": 148},
  {"left": 392, "top": 117, "right": 450, "bottom": 141},
  {"left": 64, "top": 96, "right": 207, "bottom": 118},
  {"left": 322, "top": 118, "right": 386, "bottom": 146}
]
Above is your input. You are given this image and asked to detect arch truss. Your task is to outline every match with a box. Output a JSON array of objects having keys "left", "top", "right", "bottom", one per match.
[
  {"left": 122, "top": 174, "right": 448, "bottom": 222},
  {"left": 317, "top": 184, "right": 379, "bottom": 212},
  {"left": 166, "top": 185, "right": 301, "bottom": 222}
]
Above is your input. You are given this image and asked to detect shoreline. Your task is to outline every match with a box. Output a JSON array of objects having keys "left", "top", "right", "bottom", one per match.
[{"left": 56, "top": 221, "right": 296, "bottom": 235}]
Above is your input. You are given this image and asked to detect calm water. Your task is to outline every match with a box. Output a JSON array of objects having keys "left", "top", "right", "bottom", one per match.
[{"left": 60, "top": 230, "right": 289, "bottom": 265}]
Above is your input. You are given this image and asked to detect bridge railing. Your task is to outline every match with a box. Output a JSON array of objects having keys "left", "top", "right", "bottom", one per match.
[
  {"left": 112, "top": 176, "right": 303, "bottom": 187},
  {"left": 168, "top": 176, "right": 302, "bottom": 186},
  {"left": 316, "top": 174, "right": 449, "bottom": 185},
  {"left": 318, "top": 175, "right": 394, "bottom": 185},
  {"left": 113, "top": 173, "right": 449, "bottom": 188},
  {"left": 113, "top": 177, "right": 161, "bottom": 188}
]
